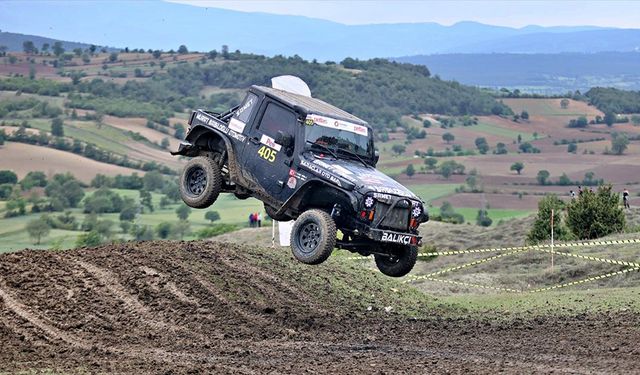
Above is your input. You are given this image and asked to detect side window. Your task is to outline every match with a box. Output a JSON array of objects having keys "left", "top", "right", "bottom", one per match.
[
  {"left": 258, "top": 102, "right": 297, "bottom": 137},
  {"left": 234, "top": 92, "right": 258, "bottom": 123}
]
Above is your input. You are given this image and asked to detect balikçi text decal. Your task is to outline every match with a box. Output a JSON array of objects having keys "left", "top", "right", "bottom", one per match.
[{"left": 381, "top": 232, "right": 413, "bottom": 245}]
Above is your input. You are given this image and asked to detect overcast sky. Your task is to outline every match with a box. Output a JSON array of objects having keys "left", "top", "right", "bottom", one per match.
[{"left": 169, "top": 0, "right": 640, "bottom": 28}]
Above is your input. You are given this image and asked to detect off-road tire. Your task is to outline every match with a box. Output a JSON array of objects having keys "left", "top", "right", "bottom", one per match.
[
  {"left": 264, "top": 203, "right": 293, "bottom": 222},
  {"left": 180, "top": 156, "right": 223, "bottom": 209},
  {"left": 290, "top": 209, "right": 336, "bottom": 265},
  {"left": 374, "top": 245, "right": 418, "bottom": 277}
]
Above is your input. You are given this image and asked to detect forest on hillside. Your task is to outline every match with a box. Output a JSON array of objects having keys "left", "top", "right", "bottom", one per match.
[
  {"left": 585, "top": 87, "right": 640, "bottom": 114},
  {"left": 0, "top": 52, "right": 511, "bottom": 130}
]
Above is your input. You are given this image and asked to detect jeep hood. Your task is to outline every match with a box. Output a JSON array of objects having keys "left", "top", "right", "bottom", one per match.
[{"left": 300, "top": 155, "right": 419, "bottom": 200}]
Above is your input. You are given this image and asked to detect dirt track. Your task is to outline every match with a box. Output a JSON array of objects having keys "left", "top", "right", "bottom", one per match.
[{"left": 1, "top": 241, "right": 639, "bottom": 374}]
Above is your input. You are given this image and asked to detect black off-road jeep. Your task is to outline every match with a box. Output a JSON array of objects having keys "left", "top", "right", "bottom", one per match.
[{"left": 173, "top": 77, "right": 428, "bottom": 277}]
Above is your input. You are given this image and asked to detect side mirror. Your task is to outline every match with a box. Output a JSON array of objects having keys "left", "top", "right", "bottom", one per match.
[
  {"left": 275, "top": 131, "right": 294, "bottom": 154},
  {"left": 373, "top": 149, "right": 380, "bottom": 166}
]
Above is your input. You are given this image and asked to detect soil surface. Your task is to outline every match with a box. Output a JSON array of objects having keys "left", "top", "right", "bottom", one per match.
[{"left": 1, "top": 241, "right": 639, "bottom": 374}]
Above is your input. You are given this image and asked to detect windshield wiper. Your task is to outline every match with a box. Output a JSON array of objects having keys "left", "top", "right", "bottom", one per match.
[
  {"left": 306, "top": 140, "right": 338, "bottom": 159},
  {"left": 335, "top": 148, "right": 369, "bottom": 168}
]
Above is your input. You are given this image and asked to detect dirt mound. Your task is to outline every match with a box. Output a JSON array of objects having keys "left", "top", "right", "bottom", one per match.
[{"left": 1, "top": 241, "right": 639, "bottom": 373}]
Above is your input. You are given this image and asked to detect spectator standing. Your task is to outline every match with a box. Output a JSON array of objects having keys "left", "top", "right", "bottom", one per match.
[{"left": 623, "top": 188, "right": 630, "bottom": 209}]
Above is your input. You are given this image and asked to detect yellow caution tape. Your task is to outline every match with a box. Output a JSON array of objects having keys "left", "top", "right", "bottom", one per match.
[{"left": 529, "top": 267, "right": 640, "bottom": 293}]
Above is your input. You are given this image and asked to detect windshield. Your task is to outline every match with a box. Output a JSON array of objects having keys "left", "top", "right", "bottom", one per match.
[{"left": 305, "top": 115, "right": 373, "bottom": 159}]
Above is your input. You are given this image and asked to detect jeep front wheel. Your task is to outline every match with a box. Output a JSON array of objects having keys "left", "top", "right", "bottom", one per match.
[
  {"left": 290, "top": 209, "right": 336, "bottom": 265},
  {"left": 180, "top": 156, "right": 223, "bottom": 209},
  {"left": 374, "top": 245, "right": 418, "bottom": 277}
]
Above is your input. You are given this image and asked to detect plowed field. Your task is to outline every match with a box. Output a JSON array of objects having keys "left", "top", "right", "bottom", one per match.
[{"left": 1, "top": 241, "right": 639, "bottom": 374}]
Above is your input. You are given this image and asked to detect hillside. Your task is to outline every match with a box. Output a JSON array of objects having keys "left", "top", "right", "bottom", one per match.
[
  {"left": 0, "top": 31, "right": 115, "bottom": 53},
  {"left": 1, "top": 2, "right": 638, "bottom": 59},
  {"left": 395, "top": 52, "right": 640, "bottom": 92},
  {"left": 1, "top": 240, "right": 639, "bottom": 373}
]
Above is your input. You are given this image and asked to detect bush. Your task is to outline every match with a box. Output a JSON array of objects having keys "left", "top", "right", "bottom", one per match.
[
  {"left": 527, "top": 195, "right": 573, "bottom": 244},
  {"left": 476, "top": 209, "right": 492, "bottom": 227},
  {"left": 0, "top": 170, "right": 18, "bottom": 185},
  {"left": 566, "top": 185, "right": 625, "bottom": 240},
  {"left": 83, "top": 188, "right": 124, "bottom": 213},
  {"left": 196, "top": 223, "right": 239, "bottom": 239}
]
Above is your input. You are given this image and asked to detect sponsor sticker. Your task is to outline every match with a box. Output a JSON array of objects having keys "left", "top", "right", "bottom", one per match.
[
  {"left": 287, "top": 176, "right": 297, "bottom": 189},
  {"left": 228, "top": 118, "right": 246, "bottom": 133},
  {"left": 305, "top": 114, "right": 369, "bottom": 136},
  {"left": 194, "top": 112, "right": 247, "bottom": 143},
  {"left": 381, "top": 232, "right": 413, "bottom": 245},
  {"left": 260, "top": 134, "right": 282, "bottom": 151}
]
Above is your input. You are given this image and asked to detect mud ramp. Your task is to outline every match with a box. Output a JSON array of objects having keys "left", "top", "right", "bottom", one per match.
[{"left": 1, "top": 241, "right": 639, "bottom": 374}]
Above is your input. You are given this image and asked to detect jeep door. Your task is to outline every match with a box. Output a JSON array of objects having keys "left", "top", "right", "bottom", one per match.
[{"left": 241, "top": 100, "right": 298, "bottom": 203}]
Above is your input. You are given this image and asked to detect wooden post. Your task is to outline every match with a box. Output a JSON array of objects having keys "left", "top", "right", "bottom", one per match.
[{"left": 551, "top": 208, "right": 554, "bottom": 272}]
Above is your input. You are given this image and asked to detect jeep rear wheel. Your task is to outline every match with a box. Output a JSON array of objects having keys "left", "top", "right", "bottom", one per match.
[
  {"left": 180, "top": 156, "right": 223, "bottom": 209},
  {"left": 374, "top": 245, "right": 418, "bottom": 277},
  {"left": 291, "top": 209, "right": 336, "bottom": 265}
]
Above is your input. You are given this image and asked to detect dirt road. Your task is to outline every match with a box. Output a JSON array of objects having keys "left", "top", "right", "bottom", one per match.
[{"left": 1, "top": 241, "right": 638, "bottom": 374}]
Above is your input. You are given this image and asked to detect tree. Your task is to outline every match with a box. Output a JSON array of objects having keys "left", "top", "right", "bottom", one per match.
[
  {"left": 73, "top": 48, "right": 82, "bottom": 57},
  {"left": 171, "top": 220, "right": 191, "bottom": 240},
  {"left": 109, "top": 52, "right": 118, "bottom": 62},
  {"left": 474, "top": 137, "right": 489, "bottom": 154},
  {"left": 527, "top": 195, "right": 572, "bottom": 244},
  {"left": 174, "top": 124, "right": 185, "bottom": 139},
  {"left": 405, "top": 164, "right": 415, "bottom": 178},
  {"left": 567, "top": 143, "right": 577, "bottom": 153},
  {"left": 176, "top": 204, "right": 191, "bottom": 221},
  {"left": 26, "top": 217, "right": 50, "bottom": 244},
  {"left": 41, "top": 43, "right": 50, "bottom": 54},
  {"left": 205, "top": 211, "right": 221, "bottom": 223},
  {"left": 560, "top": 98, "right": 570, "bottom": 109},
  {"left": 221, "top": 45, "right": 229, "bottom": 59},
  {"left": 156, "top": 222, "right": 173, "bottom": 239},
  {"left": 631, "top": 115, "right": 640, "bottom": 125},
  {"left": 510, "top": 162, "right": 524, "bottom": 175},
  {"left": 20, "top": 171, "right": 47, "bottom": 190},
  {"left": 152, "top": 50, "right": 162, "bottom": 59},
  {"left": 140, "top": 189, "right": 154, "bottom": 213},
  {"left": 424, "top": 157, "right": 438, "bottom": 170},
  {"left": 178, "top": 45, "right": 189, "bottom": 54},
  {"left": 536, "top": 170, "right": 550, "bottom": 185},
  {"left": 442, "top": 132, "right": 455, "bottom": 144},
  {"left": 89, "top": 44, "right": 97, "bottom": 55},
  {"left": 476, "top": 209, "right": 492, "bottom": 227},
  {"left": 422, "top": 119, "right": 431, "bottom": 128},
  {"left": 520, "top": 110, "right": 529, "bottom": 120},
  {"left": 604, "top": 112, "right": 616, "bottom": 127},
  {"left": 611, "top": 132, "right": 629, "bottom": 155},
  {"left": 566, "top": 185, "right": 625, "bottom": 240},
  {"left": 52, "top": 41, "right": 64, "bottom": 57},
  {"left": 51, "top": 117, "right": 64, "bottom": 137},
  {"left": 0, "top": 170, "right": 18, "bottom": 185},
  {"left": 22, "top": 40, "right": 36, "bottom": 54},
  {"left": 568, "top": 116, "right": 588, "bottom": 128},
  {"left": 494, "top": 142, "right": 507, "bottom": 154},
  {"left": 391, "top": 144, "right": 406, "bottom": 156},
  {"left": 160, "top": 137, "right": 170, "bottom": 149},
  {"left": 143, "top": 170, "right": 164, "bottom": 191},
  {"left": 119, "top": 197, "right": 138, "bottom": 221}
]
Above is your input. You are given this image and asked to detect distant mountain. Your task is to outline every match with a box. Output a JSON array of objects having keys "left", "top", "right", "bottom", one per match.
[
  {"left": 0, "top": 1, "right": 638, "bottom": 60},
  {"left": 395, "top": 52, "right": 640, "bottom": 93},
  {"left": 0, "top": 31, "right": 115, "bottom": 53}
]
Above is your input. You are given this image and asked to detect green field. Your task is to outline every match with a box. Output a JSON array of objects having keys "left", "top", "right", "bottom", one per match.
[
  {"left": 0, "top": 189, "right": 263, "bottom": 254},
  {"left": 432, "top": 206, "right": 532, "bottom": 225},
  {"left": 474, "top": 122, "right": 539, "bottom": 142},
  {"left": 406, "top": 183, "right": 458, "bottom": 202}
]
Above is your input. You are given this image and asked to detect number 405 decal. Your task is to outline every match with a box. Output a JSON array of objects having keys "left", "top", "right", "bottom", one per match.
[{"left": 257, "top": 145, "right": 277, "bottom": 162}]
